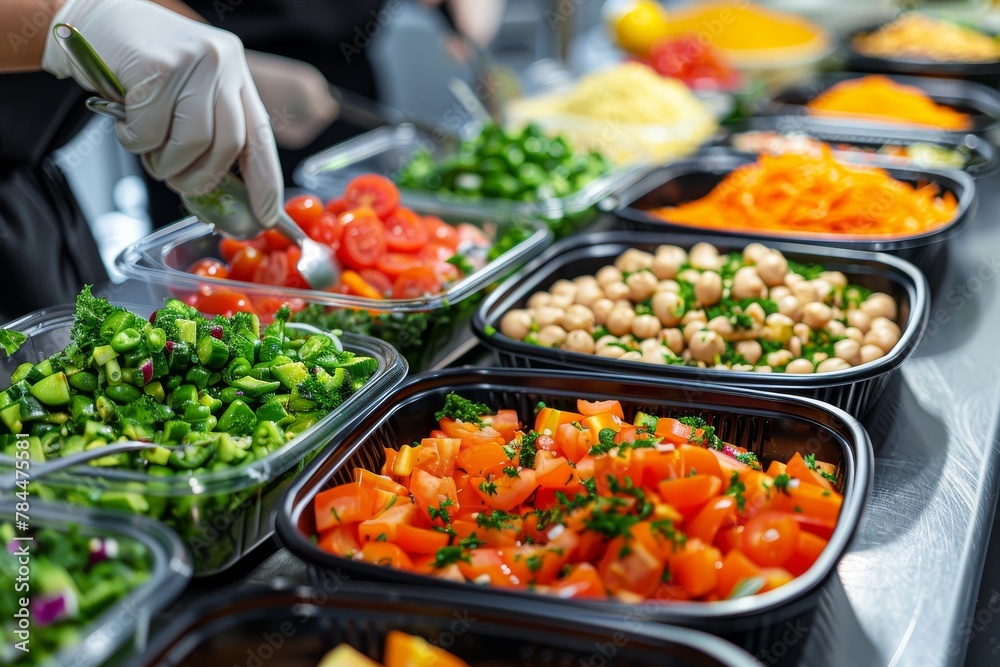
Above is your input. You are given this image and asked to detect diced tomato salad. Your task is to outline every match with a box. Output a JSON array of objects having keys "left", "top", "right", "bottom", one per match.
[
  {"left": 183, "top": 175, "right": 491, "bottom": 320},
  {"left": 311, "top": 395, "right": 844, "bottom": 603}
]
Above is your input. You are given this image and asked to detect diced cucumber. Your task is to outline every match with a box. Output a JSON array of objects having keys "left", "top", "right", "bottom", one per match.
[
  {"left": 29, "top": 372, "right": 71, "bottom": 406},
  {"left": 272, "top": 362, "right": 308, "bottom": 390},
  {"left": 230, "top": 375, "right": 281, "bottom": 397},
  {"left": 176, "top": 319, "right": 197, "bottom": 346}
]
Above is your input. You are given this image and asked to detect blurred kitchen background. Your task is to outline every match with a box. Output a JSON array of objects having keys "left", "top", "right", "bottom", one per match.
[{"left": 62, "top": 0, "right": 982, "bottom": 281}]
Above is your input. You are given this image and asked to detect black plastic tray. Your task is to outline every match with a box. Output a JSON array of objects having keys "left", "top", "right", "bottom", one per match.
[
  {"left": 613, "top": 149, "right": 977, "bottom": 273},
  {"left": 713, "top": 116, "right": 997, "bottom": 178},
  {"left": 764, "top": 72, "right": 1000, "bottom": 137},
  {"left": 131, "top": 582, "right": 761, "bottom": 666},
  {"left": 276, "top": 368, "right": 873, "bottom": 658},
  {"left": 471, "top": 231, "right": 928, "bottom": 418},
  {"left": 843, "top": 23, "right": 1000, "bottom": 84}
]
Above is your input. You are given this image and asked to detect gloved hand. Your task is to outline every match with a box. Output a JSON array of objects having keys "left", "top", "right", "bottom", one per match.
[
  {"left": 41, "top": 0, "right": 283, "bottom": 227},
  {"left": 245, "top": 51, "right": 339, "bottom": 151}
]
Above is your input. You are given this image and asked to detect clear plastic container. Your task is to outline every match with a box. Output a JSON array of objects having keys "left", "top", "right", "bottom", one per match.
[
  {"left": 115, "top": 211, "right": 551, "bottom": 372},
  {"left": 0, "top": 303, "right": 406, "bottom": 577},
  {"left": 0, "top": 499, "right": 191, "bottom": 667},
  {"left": 134, "top": 582, "right": 760, "bottom": 667},
  {"left": 292, "top": 123, "right": 650, "bottom": 224}
]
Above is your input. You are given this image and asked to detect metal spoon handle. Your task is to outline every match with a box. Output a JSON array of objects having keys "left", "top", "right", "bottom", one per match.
[{"left": 0, "top": 441, "right": 157, "bottom": 492}]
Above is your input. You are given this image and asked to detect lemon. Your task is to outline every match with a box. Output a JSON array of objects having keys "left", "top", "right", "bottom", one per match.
[{"left": 609, "top": 0, "right": 671, "bottom": 57}]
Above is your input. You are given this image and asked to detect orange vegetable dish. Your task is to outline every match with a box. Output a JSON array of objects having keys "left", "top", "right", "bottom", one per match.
[
  {"left": 312, "top": 395, "right": 843, "bottom": 603},
  {"left": 649, "top": 147, "right": 957, "bottom": 238},
  {"left": 319, "top": 630, "right": 468, "bottom": 667},
  {"left": 805, "top": 75, "right": 972, "bottom": 131}
]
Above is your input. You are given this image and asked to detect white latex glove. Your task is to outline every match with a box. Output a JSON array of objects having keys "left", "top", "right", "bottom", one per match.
[
  {"left": 245, "top": 51, "right": 339, "bottom": 151},
  {"left": 42, "top": 0, "right": 283, "bottom": 226}
]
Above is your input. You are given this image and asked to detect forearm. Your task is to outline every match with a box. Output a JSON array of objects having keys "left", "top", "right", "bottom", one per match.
[
  {"left": 0, "top": 0, "right": 203, "bottom": 73},
  {"left": 0, "top": 0, "right": 66, "bottom": 72}
]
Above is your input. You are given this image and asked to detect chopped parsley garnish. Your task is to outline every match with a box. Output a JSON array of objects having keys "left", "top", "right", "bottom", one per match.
[
  {"left": 588, "top": 428, "right": 659, "bottom": 456},
  {"left": 518, "top": 431, "right": 539, "bottom": 469},
  {"left": 773, "top": 473, "right": 792, "bottom": 495},
  {"left": 434, "top": 392, "right": 491, "bottom": 427},
  {"left": 329, "top": 506, "right": 341, "bottom": 524},
  {"left": 375, "top": 533, "right": 387, "bottom": 542},
  {"left": 534, "top": 401, "right": 546, "bottom": 414},
  {"left": 735, "top": 451, "right": 761, "bottom": 469},
  {"left": 805, "top": 453, "right": 838, "bottom": 483},
  {"left": 650, "top": 519, "right": 687, "bottom": 552},
  {"left": 502, "top": 466, "right": 520, "bottom": 478},
  {"left": 428, "top": 498, "right": 455, "bottom": 523},
  {"left": 591, "top": 325, "right": 612, "bottom": 341},
  {"left": 787, "top": 259, "right": 825, "bottom": 281},
  {"left": 525, "top": 553, "right": 544, "bottom": 573},
  {"left": 678, "top": 416, "right": 725, "bottom": 451},
  {"left": 478, "top": 480, "right": 498, "bottom": 496},
  {"left": 432, "top": 545, "right": 470, "bottom": 568},
  {"left": 476, "top": 509, "right": 519, "bottom": 530},
  {"left": 459, "top": 533, "right": 484, "bottom": 550},
  {"left": 725, "top": 471, "right": 747, "bottom": 512},
  {"left": 446, "top": 253, "right": 476, "bottom": 276}
]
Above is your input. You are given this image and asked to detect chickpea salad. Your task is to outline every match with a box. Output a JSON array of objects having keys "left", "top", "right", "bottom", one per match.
[{"left": 497, "top": 242, "right": 903, "bottom": 374}]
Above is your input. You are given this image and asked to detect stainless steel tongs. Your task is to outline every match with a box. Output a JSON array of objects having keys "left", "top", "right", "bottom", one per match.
[{"left": 52, "top": 23, "right": 339, "bottom": 290}]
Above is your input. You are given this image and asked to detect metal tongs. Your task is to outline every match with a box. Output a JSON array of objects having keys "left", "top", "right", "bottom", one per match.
[{"left": 52, "top": 23, "right": 339, "bottom": 290}]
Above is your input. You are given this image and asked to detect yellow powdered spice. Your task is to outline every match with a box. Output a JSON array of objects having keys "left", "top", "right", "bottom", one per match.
[{"left": 663, "top": 1, "right": 827, "bottom": 62}]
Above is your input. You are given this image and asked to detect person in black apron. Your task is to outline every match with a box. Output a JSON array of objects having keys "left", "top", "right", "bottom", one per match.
[
  {"left": 0, "top": 0, "right": 283, "bottom": 321},
  {"left": 0, "top": 74, "right": 108, "bottom": 322}
]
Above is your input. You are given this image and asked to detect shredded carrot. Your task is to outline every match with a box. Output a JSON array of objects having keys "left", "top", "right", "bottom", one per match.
[
  {"left": 649, "top": 146, "right": 958, "bottom": 238},
  {"left": 806, "top": 75, "right": 972, "bottom": 131}
]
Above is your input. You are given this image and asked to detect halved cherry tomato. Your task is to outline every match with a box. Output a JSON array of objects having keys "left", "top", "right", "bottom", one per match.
[
  {"left": 742, "top": 512, "right": 801, "bottom": 567},
  {"left": 394, "top": 525, "right": 451, "bottom": 555},
  {"left": 375, "top": 252, "right": 425, "bottom": 281},
  {"left": 252, "top": 250, "right": 289, "bottom": 286},
  {"left": 306, "top": 212, "right": 342, "bottom": 246},
  {"left": 262, "top": 229, "right": 292, "bottom": 251},
  {"left": 785, "top": 452, "right": 836, "bottom": 491},
  {"left": 687, "top": 496, "right": 737, "bottom": 545},
  {"left": 337, "top": 212, "right": 387, "bottom": 268},
  {"left": 422, "top": 215, "right": 459, "bottom": 248},
  {"left": 325, "top": 197, "right": 348, "bottom": 216},
  {"left": 359, "top": 503, "right": 417, "bottom": 543},
  {"left": 219, "top": 237, "right": 266, "bottom": 263},
  {"left": 192, "top": 290, "right": 257, "bottom": 317},
  {"left": 410, "top": 469, "right": 459, "bottom": 527},
  {"left": 344, "top": 174, "right": 400, "bottom": 218},
  {"left": 358, "top": 269, "right": 393, "bottom": 296},
  {"left": 227, "top": 245, "right": 265, "bottom": 282},
  {"left": 392, "top": 267, "right": 442, "bottom": 299},
  {"left": 189, "top": 258, "right": 228, "bottom": 280},
  {"left": 282, "top": 246, "right": 310, "bottom": 289},
  {"left": 456, "top": 222, "right": 490, "bottom": 248},
  {"left": 418, "top": 241, "right": 456, "bottom": 264},
  {"left": 284, "top": 194, "right": 325, "bottom": 232},
  {"left": 384, "top": 207, "right": 429, "bottom": 252},
  {"left": 783, "top": 531, "right": 828, "bottom": 576},
  {"left": 456, "top": 442, "right": 513, "bottom": 476}
]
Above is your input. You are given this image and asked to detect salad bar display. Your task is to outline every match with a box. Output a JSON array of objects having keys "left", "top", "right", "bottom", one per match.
[{"left": 10, "top": 3, "right": 1000, "bottom": 665}]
